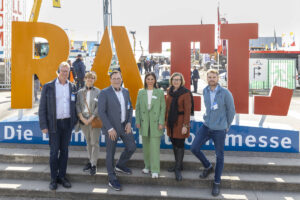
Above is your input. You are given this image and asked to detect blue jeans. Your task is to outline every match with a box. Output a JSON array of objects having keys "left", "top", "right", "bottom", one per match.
[
  {"left": 191, "top": 124, "right": 226, "bottom": 183},
  {"left": 49, "top": 118, "right": 72, "bottom": 180}
]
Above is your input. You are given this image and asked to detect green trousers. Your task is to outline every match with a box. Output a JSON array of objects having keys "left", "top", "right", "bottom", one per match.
[{"left": 142, "top": 136, "right": 161, "bottom": 173}]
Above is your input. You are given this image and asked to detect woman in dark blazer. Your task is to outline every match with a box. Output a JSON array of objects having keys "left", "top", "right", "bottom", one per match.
[
  {"left": 135, "top": 72, "right": 166, "bottom": 178},
  {"left": 165, "top": 72, "right": 192, "bottom": 181}
]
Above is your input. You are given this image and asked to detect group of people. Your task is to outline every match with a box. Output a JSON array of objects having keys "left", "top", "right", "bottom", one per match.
[
  {"left": 38, "top": 60, "right": 235, "bottom": 197},
  {"left": 137, "top": 57, "right": 168, "bottom": 75}
]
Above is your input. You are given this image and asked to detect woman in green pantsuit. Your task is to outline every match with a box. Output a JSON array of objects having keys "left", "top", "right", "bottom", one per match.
[{"left": 135, "top": 72, "right": 166, "bottom": 178}]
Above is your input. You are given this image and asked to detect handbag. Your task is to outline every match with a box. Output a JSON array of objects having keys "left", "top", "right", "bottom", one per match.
[
  {"left": 84, "top": 91, "right": 103, "bottom": 128},
  {"left": 91, "top": 116, "right": 102, "bottom": 128}
]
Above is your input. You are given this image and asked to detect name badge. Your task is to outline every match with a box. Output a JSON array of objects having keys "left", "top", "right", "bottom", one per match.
[
  {"left": 71, "top": 94, "right": 75, "bottom": 101},
  {"left": 212, "top": 102, "right": 218, "bottom": 110},
  {"left": 152, "top": 96, "right": 157, "bottom": 99}
]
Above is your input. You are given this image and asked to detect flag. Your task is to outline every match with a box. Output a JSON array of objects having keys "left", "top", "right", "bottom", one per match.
[
  {"left": 265, "top": 44, "right": 268, "bottom": 50},
  {"left": 82, "top": 41, "right": 88, "bottom": 51},
  {"left": 53, "top": 0, "right": 61, "bottom": 8},
  {"left": 270, "top": 42, "right": 274, "bottom": 50},
  {"left": 274, "top": 28, "right": 278, "bottom": 50},
  {"left": 222, "top": 39, "right": 227, "bottom": 56},
  {"left": 217, "top": 4, "right": 222, "bottom": 54},
  {"left": 290, "top": 32, "right": 296, "bottom": 46},
  {"left": 70, "top": 40, "right": 74, "bottom": 50},
  {"left": 193, "top": 42, "right": 195, "bottom": 55}
]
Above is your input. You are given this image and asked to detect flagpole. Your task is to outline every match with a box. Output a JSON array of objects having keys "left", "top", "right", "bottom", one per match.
[{"left": 217, "top": 1, "right": 220, "bottom": 71}]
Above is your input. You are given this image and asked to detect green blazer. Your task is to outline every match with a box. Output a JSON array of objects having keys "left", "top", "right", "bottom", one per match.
[{"left": 135, "top": 88, "right": 166, "bottom": 137}]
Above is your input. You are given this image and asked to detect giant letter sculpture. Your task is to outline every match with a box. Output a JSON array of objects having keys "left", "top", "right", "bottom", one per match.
[
  {"left": 221, "top": 23, "right": 258, "bottom": 114},
  {"left": 149, "top": 25, "right": 215, "bottom": 111},
  {"left": 11, "top": 22, "right": 69, "bottom": 108}
]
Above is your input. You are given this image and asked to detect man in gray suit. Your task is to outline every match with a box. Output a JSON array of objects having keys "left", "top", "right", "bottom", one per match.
[{"left": 98, "top": 70, "right": 136, "bottom": 191}]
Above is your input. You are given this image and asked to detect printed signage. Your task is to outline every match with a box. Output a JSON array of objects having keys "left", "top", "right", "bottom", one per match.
[
  {"left": 0, "top": 117, "right": 298, "bottom": 153},
  {"left": 249, "top": 59, "right": 268, "bottom": 82}
]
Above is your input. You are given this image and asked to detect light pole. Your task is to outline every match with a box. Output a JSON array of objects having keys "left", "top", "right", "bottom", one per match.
[
  {"left": 130, "top": 31, "right": 136, "bottom": 56},
  {"left": 139, "top": 41, "right": 144, "bottom": 56}
]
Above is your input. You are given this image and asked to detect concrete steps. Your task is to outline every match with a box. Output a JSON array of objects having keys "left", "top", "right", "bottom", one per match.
[
  {"left": 0, "top": 162, "right": 300, "bottom": 192},
  {"left": 2, "top": 179, "right": 300, "bottom": 200},
  {"left": 0, "top": 145, "right": 300, "bottom": 199}
]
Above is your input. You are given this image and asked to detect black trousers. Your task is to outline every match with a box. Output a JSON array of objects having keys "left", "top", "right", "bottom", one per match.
[
  {"left": 49, "top": 118, "right": 72, "bottom": 180},
  {"left": 76, "top": 78, "right": 85, "bottom": 90},
  {"left": 193, "top": 80, "right": 198, "bottom": 92}
]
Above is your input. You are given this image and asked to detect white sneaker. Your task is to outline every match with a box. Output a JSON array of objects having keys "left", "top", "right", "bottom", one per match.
[
  {"left": 142, "top": 168, "right": 150, "bottom": 174},
  {"left": 152, "top": 173, "right": 159, "bottom": 178}
]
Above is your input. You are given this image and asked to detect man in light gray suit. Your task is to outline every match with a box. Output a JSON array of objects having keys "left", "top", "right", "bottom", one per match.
[{"left": 98, "top": 70, "right": 136, "bottom": 191}]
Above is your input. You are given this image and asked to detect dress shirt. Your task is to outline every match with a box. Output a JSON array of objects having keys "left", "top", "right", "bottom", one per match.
[
  {"left": 55, "top": 78, "right": 70, "bottom": 119},
  {"left": 113, "top": 87, "right": 126, "bottom": 123}
]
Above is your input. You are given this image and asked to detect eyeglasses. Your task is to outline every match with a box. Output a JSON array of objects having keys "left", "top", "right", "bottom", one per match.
[
  {"left": 111, "top": 78, "right": 121, "bottom": 81},
  {"left": 86, "top": 77, "right": 95, "bottom": 80},
  {"left": 172, "top": 78, "right": 181, "bottom": 82}
]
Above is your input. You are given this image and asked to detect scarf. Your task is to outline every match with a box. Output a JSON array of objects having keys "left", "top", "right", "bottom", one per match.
[{"left": 167, "top": 86, "right": 190, "bottom": 136}]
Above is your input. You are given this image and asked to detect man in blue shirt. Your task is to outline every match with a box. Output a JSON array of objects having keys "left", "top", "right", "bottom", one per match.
[{"left": 191, "top": 69, "right": 235, "bottom": 196}]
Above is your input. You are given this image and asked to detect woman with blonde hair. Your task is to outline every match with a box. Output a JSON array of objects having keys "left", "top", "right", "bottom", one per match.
[{"left": 165, "top": 72, "right": 192, "bottom": 181}]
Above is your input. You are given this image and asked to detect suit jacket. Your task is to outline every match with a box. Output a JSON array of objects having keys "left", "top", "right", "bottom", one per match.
[
  {"left": 72, "top": 59, "right": 86, "bottom": 79},
  {"left": 135, "top": 88, "right": 165, "bottom": 137},
  {"left": 98, "top": 86, "right": 133, "bottom": 135},
  {"left": 192, "top": 69, "right": 200, "bottom": 80},
  {"left": 38, "top": 78, "right": 78, "bottom": 133},
  {"left": 76, "top": 87, "right": 101, "bottom": 117}
]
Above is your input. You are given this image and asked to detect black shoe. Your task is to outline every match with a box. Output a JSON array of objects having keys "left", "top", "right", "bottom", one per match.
[
  {"left": 108, "top": 179, "right": 121, "bottom": 191},
  {"left": 49, "top": 179, "right": 57, "bottom": 190},
  {"left": 212, "top": 182, "right": 220, "bottom": 196},
  {"left": 175, "top": 169, "right": 182, "bottom": 181},
  {"left": 115, "top": 165, "right": 132, "bottom": 175},
  {"left": 199, "top": 166, "right": 214, "bottom": 179},
  {"left": 168, "top": 166, "right": 175, "bottom": 172},
  {"left": 83, "top": 162, "right": 92, "bottom": 172},
  {"left": 90, "top": 165, "right": 96, "bottom": 175},
  {"left": 168, "top": 165, "right": 183, "bottom": 172},
  {"left": 57, "top": 177, "right": 72, "bottom": 188}
]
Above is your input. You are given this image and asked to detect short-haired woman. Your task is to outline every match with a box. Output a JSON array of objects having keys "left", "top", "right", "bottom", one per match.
[{"left": 76, "top": 71, "right": 101, "bottom": 175}]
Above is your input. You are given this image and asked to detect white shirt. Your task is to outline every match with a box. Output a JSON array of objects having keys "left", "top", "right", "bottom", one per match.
[
  {"left": 55, "top": 78, "right": 70, "bottom": 119},
  {"left": 84, "top": 90, "right": 91, "bottom": 113},
  {"left": 113, "top": 87, "right": 126, "bottom": 123},
  {"left": 147, "top": 89, "right": 153, "bottom": 110}
]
